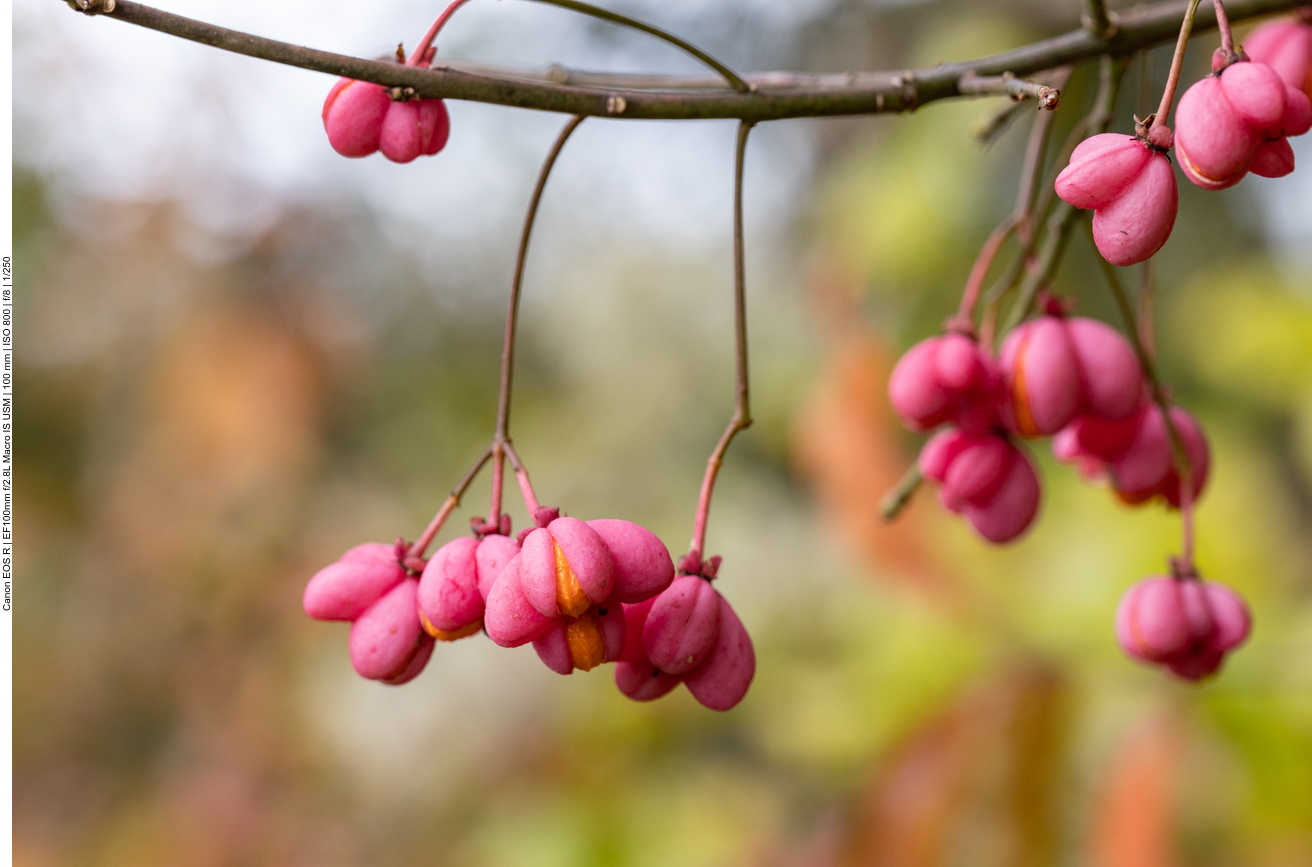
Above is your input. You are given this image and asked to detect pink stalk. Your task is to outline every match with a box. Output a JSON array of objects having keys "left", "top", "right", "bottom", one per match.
[
  {"left": 1213, "top": 0, "right": 1236, "bottom": 60},
  {"left": 407, "top": 446, "right": 493, "bottom": 560},
  {"left": 1151, "top": 0, "right": 1204, "bottom": 139},
  {"left": 504, "top": 442, "right": 542, "bottom": 514},
  {"left": 407, "top": 0, "right": 474, "bottom": 67},
  {"left": 690, "top": 121, "right": 755, "bottom": 559},
  {"left": 488, "top": 445, "right": 505, "bottom": 529}
]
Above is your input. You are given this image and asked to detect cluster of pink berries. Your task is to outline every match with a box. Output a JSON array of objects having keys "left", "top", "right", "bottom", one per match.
[
  {"left": 1116, "top": 564, "right": 1251, "bottom": 679},
  {"left": 1056, "top": 15, "right": 1312, "bottom": 265},
  {"left": 303, "top": 508, "right": 755, "bottom": 709},
  {"left": 888, "top": 294, "right": 1250, "bottom": 679}
]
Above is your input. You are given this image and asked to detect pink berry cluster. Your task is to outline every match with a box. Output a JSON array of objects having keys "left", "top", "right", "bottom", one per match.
[
  {"left": 1116, "top": 565, "right": 1251, "bottom": 680},
  {"left": 887, "top": 292, "right": 1251, "bottom": 680},
  {"left": 304, "top": 508, "right": 755, "bottom": 710},
  {"left": 1056, "top": 15, "right": 1312, "bottom": 265},
  {"left": 889, "top": 298, "right": 1199, "bottom": 543}
]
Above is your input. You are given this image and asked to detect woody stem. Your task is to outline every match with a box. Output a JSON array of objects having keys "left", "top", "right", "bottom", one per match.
[
  {"left": 491, "top": 114, "right": 585, "bottom": 515},
  {"left": 690, "top": 120, "right": 755, "bottom": 558},
  {"left": 1089, "top": 226, "right": 1196, "bottom": 567},
  {"left": 407, "top": 446, "right": 494, "bottom": 559}
]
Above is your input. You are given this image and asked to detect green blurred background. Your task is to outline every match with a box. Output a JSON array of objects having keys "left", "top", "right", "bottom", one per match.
[{"left": 13, "top": 0, "right": 1312, "bottom": 864}]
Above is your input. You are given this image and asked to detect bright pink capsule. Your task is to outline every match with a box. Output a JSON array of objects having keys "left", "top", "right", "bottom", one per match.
[
  {"left": 1244, "top": 18, "right": 1312, "bottom": 100},
  {"left": 347, "top": 577, "right": 433, "bottom": 682},
  {"left": 416, "top": 532, "right": 520, "bottom": 642},
  {"left": 939, "top": 434, "right": 1012, "bottom": 510},
  {"left": 1000, "top": 317, "right": 1082, "bottom": 437},
  {"left": 642, "top": 575, "right": 722, "bottom": 675},
  {"left": 614, "top": 599, "right": 682, "bottom": 701},
  {"left": 303, "top": 542, "right": 406, "bottom": 622},
  {"left": 379, "top": 98, "right": 451, "bottom": 164},
  {"left": 515, "top": 518, "right": 617, "bottom": 619},
  {"left": 682, "top": 594, "right": 756, "bottom": 712},
  {"left": 1175, "top": 60, "right": 1306, "bottom": 189},
  {"left": 586, "top": 519, "right": 675, "bottom": 603},
  {"left": 531, "top": 602, "right": 626, "bottom": 674},
  {"left": 960, "top": 442, "right": 1041, "bottom": 544},
  {"left": 322, "top": 79, "right": 392, "bottom": 158},
  {"left": 1089, "top": 150, "right": 1178, "bottom": 266},
  {"left": 1115, "top": 575, "right": 1251, "bottom": 681},
  {"left": 1158, "top": 406, "right": 1211, "bottom": 508},
  {"left": 1065, "top": 318, "right": 1142, "bottom": 420},
  {"left": 888, "top": 336, "right": 998, "bottom": 433},
  {"left": 1115, "top": 577, "right": 1196, "bottom": 662},
  {"left": 1055, "top": 133, "right": 1177, "bottom": 266}
]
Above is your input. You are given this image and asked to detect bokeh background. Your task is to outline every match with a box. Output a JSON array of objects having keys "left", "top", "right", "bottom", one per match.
[{"left": 14, "top": 0, "right": 1312, "bottom": 864}]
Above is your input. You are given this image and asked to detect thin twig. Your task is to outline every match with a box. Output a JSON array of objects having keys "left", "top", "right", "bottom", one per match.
[
  {"left": 1000, "top": 55, "right": 1126, "bottom": 335},
  {"left": 81, "top": 0, "right": 1306, "bottom": 121},
  {"left": 1151, "top": 0, "right": 1204, "bottom": 135},
  {"left": 957, "top": 72, "right": 1062, "bottom": 109},
  {"left": 1083, "top": 0, "right": 1119, "bottom": 37},
  {"left": 502, "top": 441, "right": 542, "bottom": 514},
  {"left": 496, "top": 115, "right": 585, "bottom": 443},
  {"left": 880, "top": 464, "right": 923, "bottom": 522},
  {"left": 1087, "top": 221, "right": 1195, "bottom": 567},
  {"left": 407, "top": 446, "right": 495, "bottom": 559},
  {"left": 690, "top": 120, "right": 755, "bottom": 558},
  {"left": 490, "top": 114, "right": 585, "bottom": 518},
  {"left": 408, "top": 0, "right": 474, "bottom": 66},
  {"left": 526, "top": 0, "right": 750, "bottom": 92},
  {"left": 955, "top": 76, "right": 1066, "bottom": 327}
]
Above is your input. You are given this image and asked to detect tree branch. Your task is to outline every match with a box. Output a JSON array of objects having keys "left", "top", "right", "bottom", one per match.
[{"left": 77, "top": 0, "right": 1306, "bottom": 121}]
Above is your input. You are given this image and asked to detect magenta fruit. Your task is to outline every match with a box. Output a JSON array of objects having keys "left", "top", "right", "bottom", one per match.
[{"left": 1054, "top": 133, "right": 1178, "bottom": 265}]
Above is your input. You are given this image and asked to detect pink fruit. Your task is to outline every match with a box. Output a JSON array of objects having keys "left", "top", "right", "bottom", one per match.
[
  {"left": 888, "top": 335, "right": 998, "bottom": 433},
  {"left": 1203, "top": 583, "right": 1252, "bottom": 652},
  {"left": 348, "top": 578, "right": 433, "bottom": 682},
  {"left": 1065, "top": 318, "right": 1142, "bottom": 420},
  {"left": 475, "top": 533, "right": 521, "bottom": 601},
  {"left": 379, "top": 98, "right": 451, "bottom": 164},
  {"left": 416, "top": 536, "right": 482, "bottom": 637},
  {"left": 1089, "top": 150, "right": 1178, "bottom": 266},
  {"left": 614, "top": 599, "right": 682, "bottom": 701},
  {"left": 531, "top": 602, "right": 626, "bottom": 674},
  {"left": 683, "top": 594, "right": 756, "bottom": 712},
  {"left": 921, "top": 432, "right": 1041, "bottom": 544},
  {"left": 303, "top": 542, "right": 406, "bottom": 621},
  {"left": 1244, "top": 18, "right": 1312, "bottom": 101},
  {"left": 940, "top": 435, "right": 1012, "bottom": 509},
  {"left": 1000, "top": 317, "right": 1081, "bottom": 437},
  {"left": 586, "top": 519, "right": 675, "bottom": 603},
  {"left": 615, "top": 661, "right": 683, "bottom": 701},
  {"left": 515, "top": 518, "right": 617, "bottom": 619},
  {"left": 1115, "top": 577, "right": 1195, "bottom": 661},
  {"left": 483, "top": 555, "right": 557, "bottom": 647},
  {"left": 1110, "top": 405, "right": 1173, "bottom": 500},
  {"left": 642, "top": 575, "right": 722, "bottom": 675},
  {"left": 1055, "top": 134, "right": 1177, "bottom": 266},
  {"left": 322, "top": 78, "right": 391, "bottom": 158},
  {"left": 1115, "top": 575, "right": 1251, "bottom": 681},
  {"left": 961, "top": 442, "right": 1041, "bottom": 544},
  {"left": 918, "top": 429, "right": 972, "bottom": 483},
  {"left": 1055, "top": 134, "right": 1154, "bottom": 208},
  {"left": 1175, "top": 60, "right": 1306, "bottom": 190},
  {"left": 416, "top": 532, "right": 520, "bottom": 642},
  {"left": 1159, "top": 406, "right": 1211, "bottom": 508}
]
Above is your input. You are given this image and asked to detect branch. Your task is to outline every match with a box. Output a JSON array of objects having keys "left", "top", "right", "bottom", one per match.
[
  {"left": 76, "top": 0, "right": 1307, "bottom": 121},
  {"left": 958, "top": 72, "right": 1061, "bottom": 110}
]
